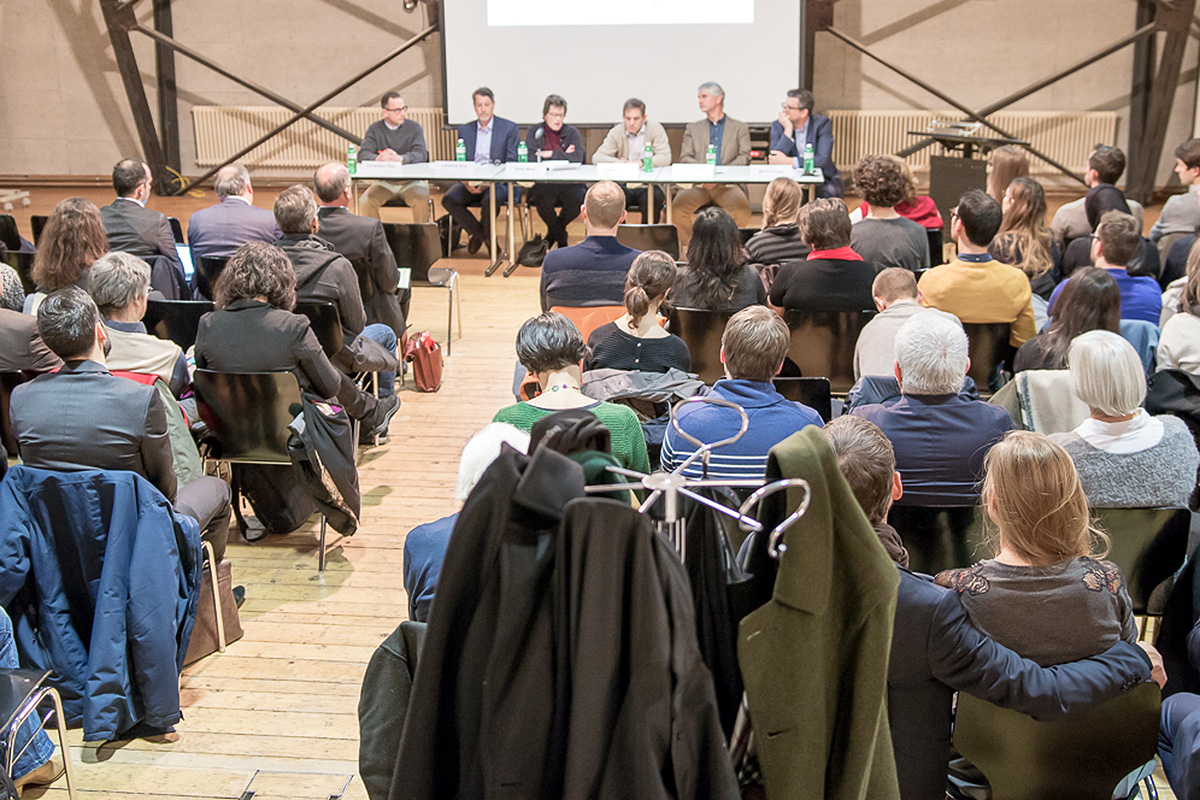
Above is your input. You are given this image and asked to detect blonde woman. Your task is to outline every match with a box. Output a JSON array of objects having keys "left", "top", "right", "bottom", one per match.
[
  {"left": 745, "top": 178, "right": 809, "bottom": 266},
  {"left": 989, "top": 176, "right": 1060, "bottom": 298},
  {"left": 986, "top": 145, "right": 1029, "bottom": 206}
]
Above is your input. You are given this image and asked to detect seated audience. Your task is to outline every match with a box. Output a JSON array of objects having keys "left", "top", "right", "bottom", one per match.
[
  {"left": 0, "top": 263, "right": 23, "bottom": 312},
  {"left": 88, "top": 252, "right": 189, "bottom": 396},
  {"left": 1150, "top": 138, "right": 1200, "bottom": 243},
  {"left": 186, "top": 164, "right": 281, "bottom": 262},
  {"left": 849, "top": 155, "right": 930, "bottom": 272},
  {"left": 769, "top": 198, "right": 878, "bottom": 312},
  {"left": 823, "top": 415, "right": 1162, "bottom": 800},
  {"left": 851, "top": 155, "right": 943, "bottom": 233},
  {"left": 591, "top": 98, "right": 671, "bottom": 217},
  {"left": 989, "top": 176, "right": 1060, "bottom": 299},
  {"left": 0, "top": 307, "right": 61, "bottom": 373},
  {"left": 492, "top": 312, "right": 649, "bottom": 472},
  {"left": 744, "top": 177, "right": 809, "bottom": 267},
  {"left": 661, "top": 306, "right": 822, "bottom": 479},
  {"left": 441, "top": 86, "right": 519, "bottom": 255},
  {"left": 674, "top": 81, "right": 752, "bottom": 245},
  {"left": 1160, "top": 238, "right": 1200, "bottom": 374},
  {"left": 1014, "top": 267, "right": 1120, "bottom": 373},
  {"left": 403, "top": 423, "right": 530, "bottom": 623},
  {"left": 585, "top": 251, "right": 691, "bottom": 374},
  {"left": 1060, "top": 185, "right": 1161, "bottom": 280},
  {"left": 11, "top": 287, "right": 232, "bottom": 561},
  {"left": 25, "top": 197, "right": 108, "bottom": 314},
  {"left": 539, "top": 181, "right": 638, "bottom": 311},
  {"left": 854, "top": 268, "right": 960, "bottom": 379},
  {"left": 1049, "top": 210, "right": 1161, "bottom": 325},
  {"left": 671, "top": 206, "right": 766, "bottom": 311},
  {"left": 525, "top": 94, "right": 586, "bottom": 250},
  {"left": 194, "top": 242, "right": 399, "bottom": 441},
  {"left": 98, "top": 159, "right": 185, "bottom": 283},
  {"left": 1051, "top": 145, "right": 1146, "bottom": 248},
  {"left": 768, "top": 88, "right": 842, "bottom": 198},
  {"left": 919, "top": 189, "right": 1037, "bottom": 347},
  {"left": 1051, "top": 331, "right": 1198, "bottom": 508},
  {"left": 274, "top": 185, "right": 398, "bottom": 398},
  {"left": 986, "top": 145, "right": 1029, "bottom": 206},
  {"left": 356, "top": 91, "right": 431, "bottom": 223},
  {"left": 1165, "top": 233, "right": 1197, "bottom": 296},
  {"left": 851, "top": 312, "right": 1013, "bottom": 505}
]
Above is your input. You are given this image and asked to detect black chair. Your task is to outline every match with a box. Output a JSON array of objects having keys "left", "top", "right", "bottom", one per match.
[
  {"left": 926, "top": 227, "right": 944, "bottom": 266},
  {"left": 193, "top": 369, "right": 342, "bottom": 571},
  {"left": 962, "top": 322, "right": 1013, "bottom": 395},
  {"left": 665, "top": 307, "right": 737, "bottom": 385},
  {"left": 772, "top": 377, "right": 833, "bottom": 423},
  {"left": 167, "top": 217, "right": 185, "bottom": 245},
  {"left": 0, "top": 251, "right": 36, "bottom": 295},
  {"left": 888, "top": 505, "right": 984, "bottom": 576},
  {"left": 193, "top": 256, "right": 228, "bottom": 301},
  {"left": 616, "top": 224, "right": 681, "bottom": 260},
  {"left": 738, "top": 227, "right": 761, "bottom": 245},
  {"left": 781, "top": 309, "right": 876, "bottom": 394},
  {"left": 293, "top": 300, "right": 345, "bottom": 360},
  {"left": 30, "top": 216, "right": 47, "bottom": 247},
  {"left": 0, "top": 215, "right": 22, "bottom": 252},
  {"left": 1094, "top": 507, "right": 1192, "bottom": 617},
  {"left": 142, "top": 299, "right": 213, "bottom": 352},
  {"left": 0, "top": 669, "right": 76, "bottom": 799},
  {"left": 381, "top": 222, "right": 460, "bottom": 355}
]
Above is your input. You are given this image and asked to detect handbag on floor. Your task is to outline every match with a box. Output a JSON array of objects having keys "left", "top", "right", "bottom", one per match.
[
  {"left": 404, "top": 331, "right": 443, "bottom": 392},
  {"left": 183, "top": 557, "right": 244, "bottom": 665}
]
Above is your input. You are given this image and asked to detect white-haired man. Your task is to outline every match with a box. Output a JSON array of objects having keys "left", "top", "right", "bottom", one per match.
[
  {"left": 850, "top": 312, "right": 1012, "bottom": 506},
  {"left": 186, "top": 164, "right": 281, "bottom": 263},
  {"left": 673, "top": 81, "right": 751, "bottom": 245}
]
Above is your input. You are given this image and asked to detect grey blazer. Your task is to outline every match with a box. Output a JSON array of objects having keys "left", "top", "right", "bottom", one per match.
[{"left": 100, "top": 199, "right": 183, "bottom": 270}]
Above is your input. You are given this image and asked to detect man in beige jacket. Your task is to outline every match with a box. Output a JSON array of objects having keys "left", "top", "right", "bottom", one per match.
[
  {"left": 674, "top": 81, "right": 751, "bottom": 246},
  {"left": 592, "top": 98, "right": 672, "bottom": 222}
]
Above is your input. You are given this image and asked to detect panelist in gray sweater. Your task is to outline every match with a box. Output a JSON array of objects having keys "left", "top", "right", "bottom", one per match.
[{"left": 357, "top": 92, "right": 430, "bottom": 222}]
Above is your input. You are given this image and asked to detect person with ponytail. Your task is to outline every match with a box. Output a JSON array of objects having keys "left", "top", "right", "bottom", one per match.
[{"left": 585, "top": 250, "right": 691, "bottom": 374}]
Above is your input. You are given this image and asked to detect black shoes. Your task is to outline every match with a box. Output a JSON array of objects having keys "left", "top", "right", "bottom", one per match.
[
  {"left": 233, "top": 585, "right": 245, "bottom": 608},
  {"left": 467, "top": 233, "right": 484, "bottom": 255},
  {"left": 361, "top": 394, "right": 401, "bottom": 444}
]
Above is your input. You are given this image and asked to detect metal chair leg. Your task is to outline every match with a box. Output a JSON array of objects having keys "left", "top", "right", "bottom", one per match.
[
  {"left": 201, "top": 541, "right": 226, "bottom": 653},
  {"left": 7, "top": 687, "right": 75, "bottom": 800},
  {"left": 47, "top": 688, "right": 74, "bottom": 800},
  {"left": 318, "top": 515, "right": 328, "bottom": 572},
  {"left": 446, "top": 285, "right": 454, "bottom": 356}
]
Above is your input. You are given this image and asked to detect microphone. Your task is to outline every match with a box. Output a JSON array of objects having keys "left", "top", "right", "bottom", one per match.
[{"left": 534, "top": 127, "right": 544, "bottom": 162}]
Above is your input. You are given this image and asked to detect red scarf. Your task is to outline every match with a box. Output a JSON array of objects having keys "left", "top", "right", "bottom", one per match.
[{"left": 807, "top": 246, "right": 863, "bottom": 261}]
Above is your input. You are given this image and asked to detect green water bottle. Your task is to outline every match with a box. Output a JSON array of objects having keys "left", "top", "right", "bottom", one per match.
[
  {"left": 517, "top": 141, "right": 528, "bottom": 163},
  {"left": 455, "top": 138, "right": 467, "bottom": 162},
  {"left": 642, "top": 143, "right": 653, "bottom": 172},
  {"left": 347, "top": 144, "right": 357, "bottom": 176},
  {"left": 705, "top": 144, "right": 717, "bottom": 166},
  {"left": 803, "top": 143, "right": 815, "bottom": 174}
]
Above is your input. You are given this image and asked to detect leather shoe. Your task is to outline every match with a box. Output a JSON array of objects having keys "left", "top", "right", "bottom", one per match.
[
  {"left": 467, "top": 233, "right": 484, "bottom": 255},
  {"left": 361, "top": 394, "right": 401, "bottom": 444},
  {"left": 233, "top": 585, "right": 246, "bottom": 608},
  {"left": 14, "top": 754, "right": 64, "bottom": 796}
]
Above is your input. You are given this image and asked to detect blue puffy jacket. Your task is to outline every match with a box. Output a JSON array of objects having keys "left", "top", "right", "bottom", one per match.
[{"left": 0, "top": 467, "right": 202, "bottom": 740}]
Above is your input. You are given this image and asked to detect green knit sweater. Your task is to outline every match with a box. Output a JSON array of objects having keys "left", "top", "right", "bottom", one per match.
[{"left": 492, "top": 400, "right": 651, "bottom": 474}]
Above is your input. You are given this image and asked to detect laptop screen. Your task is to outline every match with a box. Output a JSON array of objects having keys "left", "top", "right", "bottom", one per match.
[{"left": 175, "top": 244, "right": 194, "bottom": 281}]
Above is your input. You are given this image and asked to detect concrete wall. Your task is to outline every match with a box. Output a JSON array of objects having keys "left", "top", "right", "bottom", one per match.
[{"left": 1, "top": 0, "right": 1195, "bottom": 186}]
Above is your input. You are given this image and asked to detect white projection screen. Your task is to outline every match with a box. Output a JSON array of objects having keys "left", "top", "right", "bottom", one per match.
[{"left": 440, "top": 0, "right": 802, "bottom": 127}]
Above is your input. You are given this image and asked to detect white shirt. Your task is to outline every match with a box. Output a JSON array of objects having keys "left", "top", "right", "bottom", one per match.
[
  {"left": 626, "top": 126, "right": 646, "bottom": 161},
  {"left": 1074, "top": 410, "right": 1164, "bottom": 454},
  {"left": 118, "top": 195, "right": 146, "bottom": 208}
]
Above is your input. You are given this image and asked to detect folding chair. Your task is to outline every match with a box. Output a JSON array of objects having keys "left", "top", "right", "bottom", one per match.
[
  {"left": 193, "top": 255, "right": 228, "bottom": 301},
  {"left": 142, "top": 299, "right": 214, "bottom": 351},
  {"left": 0, "top": 670, "right": 76, "bottom": 799},
  {"left": 665, "top": 307, "right": 737, "bottom": 385},
  {"left": 781, "top": 308, "right": 877, "bottom": 394},
  {"left": 382, "top": 222, "right": 460, "bottom": 354},
  {"left": 616, "top": 224, "right": 681, "bottom": 260}
]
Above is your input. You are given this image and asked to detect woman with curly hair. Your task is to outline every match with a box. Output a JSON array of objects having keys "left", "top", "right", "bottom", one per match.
[
  {"left": 24, "top": 197, "right": 108, "bottom": 314},
  {"left": 669, "top": 206, "right": 765, "bottom": 311},
  {"left": 850, "top": 155, "right": 930, "bottom": 271},
  {"left": 990, "top": 176, "right": 1060, "bottom": 299}
]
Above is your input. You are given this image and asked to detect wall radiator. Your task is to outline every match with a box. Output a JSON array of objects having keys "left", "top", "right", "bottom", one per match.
[{"left": 191, "top": 105, "right": 457, "bottom": 167}]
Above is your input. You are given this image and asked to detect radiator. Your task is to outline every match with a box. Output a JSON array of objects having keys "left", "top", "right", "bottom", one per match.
[
  {"left": 827, "top": 110, "right": 1119, "bottom": 177},
  {"left": 191, "top": 106, "right": 456, "bottom": 167}
]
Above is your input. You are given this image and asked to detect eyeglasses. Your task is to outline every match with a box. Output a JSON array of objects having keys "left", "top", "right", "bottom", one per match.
[
  {"left": 950, "top": 206, "right": 959, "bottom": 220},
  {"left": 384, "top": 105, "right": 406, "bottom": 113},
  {"left": 781, "top": 102, "right": 802, "bottom": 111}
]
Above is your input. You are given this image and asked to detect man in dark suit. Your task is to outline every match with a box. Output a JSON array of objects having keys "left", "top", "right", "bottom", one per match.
[
  {"left": 769, "top": 88, "right": 843, "bottom": 199},
  {"left": 99, "top": 159, "right": 188, "bottom": 296},
  {"left": 313, "top": 162, "right": 409, "bottom": 337},
  {"left": 441, "top": 86, "right": 520, "bottom": 255},
  {"left": 0, "top": 309, "right": 61, "bottom": 373},
  {"left": 186, "top": 163, "right": 281, "bottom": 263},
  {"left": 821, "top": 415, "right": 1163, "bottom": 800},
  {"left": 10, "top": 287, "right": 233, "bottom": 562},
  {"left": 539, "top": 181, "right": 638, "bottom": 311}
]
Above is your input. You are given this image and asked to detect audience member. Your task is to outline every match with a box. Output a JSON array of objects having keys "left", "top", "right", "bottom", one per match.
[
  {"left": 357, "top": 91, "right": 431, "bottom": 222},
  {"left": 441, "top": 86, "right": 520, "bottom": 255},
  {"left": 919, "top": 189, "right": 1037, "bottom": 347},
  {"left": 591, "top": 98, "right": 671, "bottom": 217},
  {"left": 671, "top": 207, "right": 765, "bottom": 311},
  {"left": 985, "top": 145, "right": 1029, "bottom": 206},
  {"left": 769, "top": 198, "right": 878, "bottom": 312},
  {"left": 274, "top": 185, "right": 398, "bottom": 398},
  {"left": 674, "top": 82, "right": 751, "bottom": 245},
  {"left": 98, "top": 159, "right": 185, "bottom": 282},
  {"left": 661, "top": 306, "right": 822, "bottom": 479},
  {"left": 1051, "top": 331, "right": 1198, "bottom": 508},
  {"left": 851, "top": 155, "right": 943, "bottom": 233},
  {"left": 745, "top": 177, "right": 809, "bottom": 267},
  {"left": 850, "top": 155, "right": 930, "bottom": 272},
  {"left": 854, "top": 268, "right": 960, "bottom": 379},
  {"left": 0, "top": 307, "right": 61, "bottom": 373},
  {"left": 195, "top": 242, "right": 399, "bottom": 440},
  {"left": 1014, "top": 267, "right": 1120, "bottom": 373},
  {"left": 1051, "top": 145, "right": 1146, "bottom": 248},
  {"left": 851, "top": 312, "right": 1013, "bottom": 505},
  {"left": 1160, "top": 240, "right": 1200, "bottom": 374},
  {"left": 403, "top": 423, "right": 530, "bottom": 622},
  {"left": 585, "top": 251, "right": 690, "bottom": 374},
  {"left": 185, "top": 164, "right": 281, "bottom": 263},
  {"left": 0, "top": 263, "right": 24, "bottom": 312},
  {"left": 989, "top": 176, "right": 1060, "bottom": 299},
  {"left": 313, "top": 162, "right": 409, "bottom": 337},
  {"left": 1059, "top": 184, "right": 1163, "bottom": 280},
  {"left": 539, "top": 181, "right": 637, "bottom": 311},
  {"left": 1165, "top": 233, "right": 1198, "bottom": 297},
  {"left": 1150, "top": 138, "right": 1200, "bottom": 243},
  {"left": 525, "top": 94, "right": 586, "bottom": 250},
  {"left": 768, "top": 88, "right": 842, "bottom": 198},
  {"left": 1049, "top": 210, "right": 1161, "bottom": 324},
  {"left": 25, "top": 197, "right": 108, "bottom": 314},
  {"left": 491, "top": 312, "right": 649, "bottom": 472},
  {"left": 88, "top": 252, "right": 188, "bottom": 396},
  {"left": 11, "top": 287, "right": 232, "bottom": 561}
]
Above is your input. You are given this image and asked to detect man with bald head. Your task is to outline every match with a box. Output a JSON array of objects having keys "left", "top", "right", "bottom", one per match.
[
  {"left": 186, "top": 163, "right": 281, "bottom": 264},
  {"left": 539, "top": 181, "right": 639, "bottom": 311}
]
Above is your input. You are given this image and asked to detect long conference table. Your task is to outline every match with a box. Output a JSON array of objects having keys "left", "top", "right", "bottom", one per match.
[{"left": 352, "top": 161, "right": 826, "bottom": 275}]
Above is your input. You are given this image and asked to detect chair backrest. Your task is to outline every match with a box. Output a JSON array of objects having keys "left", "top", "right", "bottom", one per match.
[
  {"left": 781, "top": 308, "right": 876, "bottom": 394},
  {"left": 772, "top": 377, "right": 832, "bottom": 423},
  {"left": 30, "top": 216, "right": 48, "bottom": 247},
  {"left": 926, "top": 227, "right": 944, "bottom": 266},
  {"left": 888, "top": 504, "right": 984, "bottom": 575},
  {"left": 0, "top": 250, "right": 36, "bottom": 295},
  {"left": 194, "top": 255, "right": 228, "bottom": 301},
  {"left": 962, "top": 322, "right": 1012, "bottom": 394},
  {"left": 1, "top": 371, "right": 33, "bottom": 457},
  {"left": 0, "top": 215, "right": 21, "bottom": 252},
  {"left": 666, "top": 306, "right": 737, "bottom": 385},
  {"left": 381, "top": 222, "right": 441, "bottom": 283},
  {"left": 549, "top": 304, "right": 626, "bottom": 344},
  {"left": 1157, "top": 231, "right": 1188, "bottom": 271},
  {"left": 616, "top": 224, "right": 681, "bottom": 260},
  {"left": 142, "top": 299, "right": 214, "bottom": 352},
  {"left": 167, "top": 217, "right": 185, "bottom": 245},
  {"left": 738, "top": 227, "right": 760, "bottom": 245},
  {"left": 293, "top": 300, "right": 345, "bottom": 358},
  {"left": 954, "top": 682, "right": 1161, "bottom": 800},
  {"left": 193, "top": 370, "right": 303, "bottom": 463},
  {"left": 1118, "top": 319, "right": 1160, "bottom": 373},
  {"left": 1093, "top": 507, "right": 1192, "bottom": 615}
]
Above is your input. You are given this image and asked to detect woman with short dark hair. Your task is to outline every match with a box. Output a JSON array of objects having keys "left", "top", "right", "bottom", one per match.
[
  {"left": 669, "top": 206, "right": 765, "bottom": 311},
  {"left": 769, "top": 198, "right": 879, "bottom": 312}
]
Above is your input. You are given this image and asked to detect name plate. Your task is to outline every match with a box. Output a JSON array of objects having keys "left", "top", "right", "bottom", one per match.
[
  {"left": 670, "top": 163, "right": 716, "bottom": 181},
  {"left": 749, "top": 164, "right": 796, "bottom": 178},
  {"left": 595, "top": 162, "right": 644, "bottom": 179}
]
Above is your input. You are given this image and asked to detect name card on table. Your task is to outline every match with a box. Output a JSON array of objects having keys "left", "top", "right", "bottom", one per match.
[
  {"left": 429, "top": 161, "right": 481, "bottom": 177},
  {"left": 595, "top": 162, "right": 644, "bottom": 179},
  {"left": 749, "top": 164, "right": 797, "bottom": 178},
  {"left": 670, "top": 163, "right": 716, "bottom": 181}
]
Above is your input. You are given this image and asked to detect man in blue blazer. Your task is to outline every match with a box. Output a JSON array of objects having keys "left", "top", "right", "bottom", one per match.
[
  {"left": 442, "top": 87, "right": 520, "bottom": 255},
  {"left": 186, "top": 164, "right": 281, "bottom": 263},
  {"left": 768, "top": 88, "right": 843, "bottom": 198}
]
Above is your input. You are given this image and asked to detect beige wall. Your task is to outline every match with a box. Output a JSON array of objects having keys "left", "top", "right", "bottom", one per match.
[{"left": 2, "top": 0, "right": 1195, "bottom": 186}]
